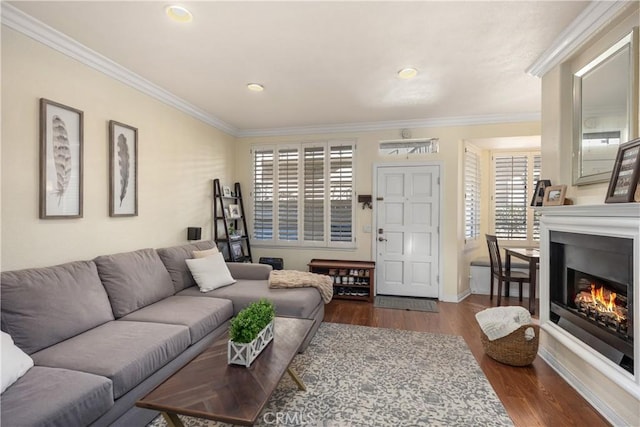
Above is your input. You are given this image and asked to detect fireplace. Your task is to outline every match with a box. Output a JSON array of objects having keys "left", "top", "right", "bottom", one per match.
[
  {"left": 539, "top": 204, "right": 640, "bottom": 426},
  {"left": 548, "top": 231, "right": 634, "bottom": 374}
]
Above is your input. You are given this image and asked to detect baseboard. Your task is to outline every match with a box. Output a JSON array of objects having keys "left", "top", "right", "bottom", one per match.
[
  {"left": 469, "top": 266, "right": 538, "bottom": 297},
  {"left": 439, "top": 288, "right": 471, "bottom": 303},
  {"left": 538, "top": 347, "right": 628, "bottom": 427}
]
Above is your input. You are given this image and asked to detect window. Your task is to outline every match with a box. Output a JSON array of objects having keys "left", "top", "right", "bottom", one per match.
[
  {"left": 464, "top": 146, "right": 481, "bottom": 243},
  {"left": 251, "top": 141, "right": 355, "bottom": 247},
  {"left": 492, "top": 152, "right": 541, "bottom": 243}
]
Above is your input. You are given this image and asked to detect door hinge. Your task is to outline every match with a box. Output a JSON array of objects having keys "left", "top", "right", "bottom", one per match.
[
  {"left": 436, "top": 275, "right": 439, "bottom": 283},
  {"left": 437, "top": 226, "right": 440, "bottom": 233},
  {"left": 437, "top": 177, "right": 440, "bottom": 185}
]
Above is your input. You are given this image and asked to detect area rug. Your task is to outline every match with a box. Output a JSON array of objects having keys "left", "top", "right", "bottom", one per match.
[
  {"left": 149, "top": 323, "right": 512, "bottom": 426},
  {"left": 374, "top": 295, "right": 439, "bottom": 312}
]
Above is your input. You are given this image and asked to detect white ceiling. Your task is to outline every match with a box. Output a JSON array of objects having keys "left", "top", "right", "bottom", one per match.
[{"left": 8, "top": 1, "right": 590, "bottom": 135}]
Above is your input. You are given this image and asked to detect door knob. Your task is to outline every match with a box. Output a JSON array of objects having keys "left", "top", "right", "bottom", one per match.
[{"left": 378, "top": 237, "right": 387, "bottom": 241}]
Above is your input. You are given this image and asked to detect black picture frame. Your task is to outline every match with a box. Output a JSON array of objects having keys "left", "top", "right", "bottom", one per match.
[
  {"left": 605, "top": 138, "right": 640, "bottom": 203},
  {"left": 230, "top": 242, "right": 244, "bottom": 261},
  {"left": 530, "top": 179, "right": 552, "bottom": 207}
]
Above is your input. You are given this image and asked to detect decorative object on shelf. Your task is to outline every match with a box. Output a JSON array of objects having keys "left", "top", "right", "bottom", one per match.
[
  {"left": 108, "top": 120, "right": 138, "bottom": 217},
  {"left": 39, "top": 98, "right": 84, "bottom": 219},
  {"left": 213, "top": 179, "right": 252, "bottom": 262},
  {"left": 228, "top": 299, "right": 275, "bottom": 367},
  {"left": 230, "top": 241, "right": 244, "bottom": 261},
  {"left": 605, "top": 138, "right": 640, "bottom": 203},
  {"left": 542, "top": 185, "right": 568, "bottom": 206},
  {"left": 222, "top": 186, "right": 231, "bottom": 197},
  {"left": 228, "top": 204, "right": 241, "bottom": 218},
  {"left": 530, "top": 179, "right": 551, "bottom": 207},
  {"left": 187, "top": 227, "right": 202, "bottom": 241}
]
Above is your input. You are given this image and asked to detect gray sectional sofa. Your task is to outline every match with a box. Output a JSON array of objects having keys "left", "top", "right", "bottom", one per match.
[{"left": 0, "top": 241, "right": 324, "bottom": 427}]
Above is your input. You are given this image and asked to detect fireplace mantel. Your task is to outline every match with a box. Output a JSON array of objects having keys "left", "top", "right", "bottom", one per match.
[
  {"left": 539, "top": 204, "right": 640, "bottom": 426},
  {"left": 538, "top": 203, "right": 640, "bottom": 218}
]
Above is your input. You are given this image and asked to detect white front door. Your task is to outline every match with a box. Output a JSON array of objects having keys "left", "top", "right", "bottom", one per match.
[{"left": 375, "top": 165, "right": 440, "bottom": 298}]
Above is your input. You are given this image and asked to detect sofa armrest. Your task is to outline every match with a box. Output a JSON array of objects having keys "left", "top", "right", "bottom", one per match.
[{"left": 226, "top": 262, "right": 272, "bottom": 280}]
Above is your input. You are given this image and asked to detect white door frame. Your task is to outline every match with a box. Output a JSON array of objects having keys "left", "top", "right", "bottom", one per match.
[{"left": 371, "top": 161, "right": 444, "bottom": 300}]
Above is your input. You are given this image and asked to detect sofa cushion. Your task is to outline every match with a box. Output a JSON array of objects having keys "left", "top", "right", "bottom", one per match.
[
  {"left": 227, "top": 262, "right": 272, "bottom": 280},
  {"left": 177, "top": 279, "right": 322, "bottom": 318},
  {"left": 0, "top": 261, "right": 114, "bottom": 354},
  {"left": 1, "top": 331, "right": 34, "bottom": 393},
  {"left": 31, "top": 321, "right": 190, "bottom": 399},
  {"left": 156, "top": 241, "right": 216, "bottom": 293},
  {"left": 0, "top": 366, "right": 113, "bottom": 427},
  {"left": 94, "top": 248, "right": 175, "bottom": 318},
  {"left": 120, "top": 296, "right": 233, "bottom": 344}
]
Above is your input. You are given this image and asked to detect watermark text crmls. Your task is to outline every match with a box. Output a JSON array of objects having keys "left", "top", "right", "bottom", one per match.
[{"left": 262, "top": 411, "right": 316, "bottom": 425}]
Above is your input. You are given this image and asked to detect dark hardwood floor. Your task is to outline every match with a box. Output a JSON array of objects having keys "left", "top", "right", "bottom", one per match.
[{"left": 324, "top": 294, "right": 610, "bottom": 427}]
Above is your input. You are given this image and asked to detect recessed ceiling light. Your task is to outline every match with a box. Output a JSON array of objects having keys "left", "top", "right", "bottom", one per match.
[
  {"left": 397, "top": 67, "right": 418, "bottom": 79},
  {"left": 165, "top": 5, "right": 193, "bottom": 23},
  {"left": 247, "top": 83, "right": 264, "bottom": 92}
]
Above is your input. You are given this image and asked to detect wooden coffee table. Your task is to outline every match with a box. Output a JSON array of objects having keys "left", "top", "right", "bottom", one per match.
[{"left": 136, "top": 317, "right": 314, "bottom": 426}]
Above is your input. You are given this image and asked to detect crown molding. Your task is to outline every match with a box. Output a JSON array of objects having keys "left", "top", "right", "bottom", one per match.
[
  {"left": 1, "top": 4, "right": 541, "bottom": 139},
  {"left": 0, "top": 3, "right": 239, "bottom": 136},
  {"left": 526, "top": 1, "right": 632, "bottom": 77},
  {"left": 236, "top": 112, "right": 541, "bottom": 138}
]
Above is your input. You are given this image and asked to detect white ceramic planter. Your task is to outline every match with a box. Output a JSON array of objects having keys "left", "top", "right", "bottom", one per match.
[{"left": 228, "top": 320, "right": 274, "bottom": 367}]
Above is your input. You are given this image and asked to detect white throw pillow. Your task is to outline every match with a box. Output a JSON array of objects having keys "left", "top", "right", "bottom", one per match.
[
  {"left": 186, "top": 253, "right": 236, "bottom": 292},
  {"left": 1, "top": 331, "right": 34, "bottom": 394},
  {"left": 192, "top": 247, "right": 219, "bottom": 259}
]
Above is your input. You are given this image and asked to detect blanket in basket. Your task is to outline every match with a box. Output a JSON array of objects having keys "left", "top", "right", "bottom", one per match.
[
  {"left": 475, "top": 306, "right": 535, "bottom": 341},
  {"left": 268, "top": 270, "right": 333, "bottom": 303}
]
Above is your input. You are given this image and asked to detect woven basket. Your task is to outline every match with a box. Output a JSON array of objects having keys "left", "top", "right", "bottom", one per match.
[{"left": 480, "top": 324, "right": 540, "bottom": 366}]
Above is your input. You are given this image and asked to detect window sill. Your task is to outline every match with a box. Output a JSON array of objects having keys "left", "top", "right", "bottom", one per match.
[{"left": 251, "top": 243, "right": 357, "bottom": 251}]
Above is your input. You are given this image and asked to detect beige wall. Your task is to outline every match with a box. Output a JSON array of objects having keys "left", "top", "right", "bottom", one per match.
[
  {"left": 542, "top": 8, "right": 640, "bottom": 204},
  {"left": 1, "top": 28, "right": 236, "bottom": 270},
  {"left": 1, "top": 24, "right": 540, "bottom": 303},
  {"left": 539, "top": 7, "right": 639, "bottom": 425},
  {"left": 237, "top": 121, "right": 539, "bottom": 301}
]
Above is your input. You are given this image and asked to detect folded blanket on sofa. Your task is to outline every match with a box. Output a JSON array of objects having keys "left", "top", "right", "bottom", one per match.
[
  {"left": 268, "top": 270, "right": 333, "bottom": 303},
  {"left": 475, "top": 306, "right": 534, "bottom": 341}
]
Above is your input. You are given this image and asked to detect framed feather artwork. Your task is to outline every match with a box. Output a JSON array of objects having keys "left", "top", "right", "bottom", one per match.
[
  {"left": 39, "top": 98, "right": 84, "bottom": 219},
  {"left": 109, "top": 120, "right": 138, "bottom": 217}
]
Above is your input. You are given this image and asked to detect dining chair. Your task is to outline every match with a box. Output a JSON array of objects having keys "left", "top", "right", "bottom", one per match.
[{"left": 485, "top": 234, "right": 531, "bottom": 306}]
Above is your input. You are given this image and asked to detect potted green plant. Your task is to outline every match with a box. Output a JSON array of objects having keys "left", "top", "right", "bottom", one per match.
[{"left": 228, "top": 299, "right": 275, "bottom": 367}]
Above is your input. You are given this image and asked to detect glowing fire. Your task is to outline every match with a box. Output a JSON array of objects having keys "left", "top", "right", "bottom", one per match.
[
  {"left": 590, "top": 284, "right": 617, "bottom": 312},
  {"left": 575, "top": 283, "right": 626, "bottom": 323}
]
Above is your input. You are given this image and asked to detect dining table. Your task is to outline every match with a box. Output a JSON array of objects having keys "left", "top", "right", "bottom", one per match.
[{"left": 503, "top": 247, "right": 540, "bottom": 314}]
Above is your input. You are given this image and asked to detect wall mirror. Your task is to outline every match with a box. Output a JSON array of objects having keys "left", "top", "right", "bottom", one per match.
[{"left": 572, "top": 30, "right": 638, "bottom": 186}]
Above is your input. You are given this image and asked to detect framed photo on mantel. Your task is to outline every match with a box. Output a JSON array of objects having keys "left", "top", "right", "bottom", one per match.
[
  {"left": 530, "top": 179, "right": 551, "bottom": 207},
  {"left": 605, "top": 138, "right": 640, "bottom": 203}
]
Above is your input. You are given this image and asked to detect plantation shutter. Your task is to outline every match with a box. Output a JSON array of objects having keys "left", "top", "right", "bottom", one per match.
[
  {"left": 303, "top": 146, "right": 325, "bottom": 242},
  {"left": 532, "top": 154, "right": 542, "bottom": 241},
  {"left": 277, "top": 147, "right": 299, "bottom": 241},
  {"left": 464, "top": 148, "right": 481, "bottom": 242},
  {"left": 329, "top": 144, "right": 353, "bottom": 242},
  {"left": 494, "top": 155, "right": 528, "bottom": 240},
  {"left": 252, "top": 148, "right": 274, "bottom": 241}
]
